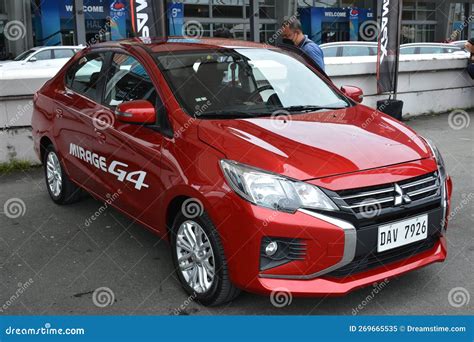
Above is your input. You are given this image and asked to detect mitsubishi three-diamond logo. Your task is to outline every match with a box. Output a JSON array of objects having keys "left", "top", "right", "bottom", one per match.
[{"left": 394, "top": 183, "right": 411, "bottom": 206}]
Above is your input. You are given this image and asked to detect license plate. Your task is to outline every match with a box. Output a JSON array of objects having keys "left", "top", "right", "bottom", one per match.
[{"left": 377, "top": 214, "right": 428, "bottom": 252}]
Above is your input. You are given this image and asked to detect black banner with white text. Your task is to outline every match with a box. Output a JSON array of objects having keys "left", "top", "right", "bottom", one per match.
[
  {"left": 377, "top": 0, "right": 402, "bottom": 94},
  {"left": 129, "top": 0, "right": 166, "bottom": 39}
]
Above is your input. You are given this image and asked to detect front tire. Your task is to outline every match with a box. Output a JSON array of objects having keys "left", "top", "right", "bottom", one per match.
[
  {"left": 43, "top": 145, "right": 82, "bottom": 205},
  {"left": 170, "top": 211, "right": 240, "bottom": 306}
]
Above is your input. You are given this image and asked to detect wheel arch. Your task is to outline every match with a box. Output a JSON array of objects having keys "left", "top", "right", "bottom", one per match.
[
  {"left": 163, "top": 188, "right": 217, "bottom": 242},
  {"left": 39, "top": 135, "right": 55, "bottom": 162}
]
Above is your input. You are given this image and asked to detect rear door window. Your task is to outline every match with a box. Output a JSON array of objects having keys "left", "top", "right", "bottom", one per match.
[
  {"left": 33, "top": 50, "right": 53, "bottom": 61},
  {"left": 66, "top": 53, "right": 106, "bottom": 101}
]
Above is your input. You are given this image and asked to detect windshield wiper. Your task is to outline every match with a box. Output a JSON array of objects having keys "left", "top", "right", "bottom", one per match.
[
  {"left": 198, "top": 110, "right": 273, "bottom": 119},
  {"left": 279, "top": 105, "right": 348, "bottom": 113}
]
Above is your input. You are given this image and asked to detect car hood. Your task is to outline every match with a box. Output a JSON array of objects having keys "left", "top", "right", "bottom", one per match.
[{"left": 197, "top": 105, "right": 431, "bottom": 180}]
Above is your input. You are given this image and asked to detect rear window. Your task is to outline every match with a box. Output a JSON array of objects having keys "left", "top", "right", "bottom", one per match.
[
  {"left": 342, "top": 46, "right": 373, "bottom": 57},
  {"left": 66, "top": 53, "right": 105, "bottom": 100},
  {"left": 54, "top": 49, "right": 75, "bottom": 59},
  {"left": 322, "top": 46, "right": 338, "bottom": 57},
  {"left": 400, "top": 47, "right": 417, "bottom": 55}
]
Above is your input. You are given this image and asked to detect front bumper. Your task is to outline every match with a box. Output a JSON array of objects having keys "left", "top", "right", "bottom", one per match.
[
  {"left": 258, "top": 237, "right": 446, "bottom": 296},
  {"left": 209, "top": 160, "right": 451, "bottom": 296}
]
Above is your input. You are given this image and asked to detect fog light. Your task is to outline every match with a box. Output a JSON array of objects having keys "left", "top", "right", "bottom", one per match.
[{"left": 265, "top": 241, "right": 278, "bottom": 256}]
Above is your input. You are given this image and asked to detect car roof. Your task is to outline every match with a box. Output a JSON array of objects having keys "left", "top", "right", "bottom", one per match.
[
  {"left": 87, "top": 37, "right": 269, "bottom": 54},
  {"left": 401, "top": 43, "right": 460, "bottom": 48},
  {"left": 29, "top": 46, "right": 84, "bottom": 51},
  {"left": 320, "top": 41, "right": 377, "bottom": 48}
]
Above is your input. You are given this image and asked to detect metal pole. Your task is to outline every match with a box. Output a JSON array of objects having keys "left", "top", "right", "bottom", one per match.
[
  {"left": 153, "top": 0, "right": 168, "bottom": 39},
  {"left": 73, "top": 0, "right": 86, "bottom": 45},
  {"left": 392, "top": 0, "right": 403, "bottom": 100},
  {"left": 463, "top": 2, "right": 470, "bottom": 40},
  {"left": 249, "top": 0, "right": 260, "bottom": 42}
]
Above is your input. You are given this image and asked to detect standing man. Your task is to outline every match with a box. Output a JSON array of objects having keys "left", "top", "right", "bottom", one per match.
[
  {"left": 281, "top": 19, "right": 325, "bottom": 71},
  {"left": 466, "top": 38, "right": 474, "bottom": 79}
]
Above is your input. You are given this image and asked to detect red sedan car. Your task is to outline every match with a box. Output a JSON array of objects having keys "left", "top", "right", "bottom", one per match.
[{"left": 31, "top": 38, "right": 452, "bottom": 306}]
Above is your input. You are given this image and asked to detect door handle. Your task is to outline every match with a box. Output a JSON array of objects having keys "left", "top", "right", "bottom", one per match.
[
  {"left": 55, "top": 108, "right": 63, "bottom": 118},
  {"left": 95, "top": 129, "right": 106, "bottom": 143}
]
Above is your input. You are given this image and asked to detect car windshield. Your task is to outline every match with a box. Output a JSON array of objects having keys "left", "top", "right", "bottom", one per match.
[
  {"left": 156, "top": 48, "right": 349, "bottom": 118},
  {"left": 14, "top": 49, "right": 36, "bottom": 61}
]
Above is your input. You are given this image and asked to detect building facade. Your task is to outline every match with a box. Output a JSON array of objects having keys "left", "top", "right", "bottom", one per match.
[{"left": 0, "top": 0, "right": 473, "bottom": 59}]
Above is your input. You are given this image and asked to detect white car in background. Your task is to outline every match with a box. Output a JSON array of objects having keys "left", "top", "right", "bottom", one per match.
[
  {"left": 320, "top": 41, "right": 378, "bottom": 58},
  {"left": 449, "top": 40, "right": 468, "bottom": 52},
  {"left": 321, "top": 41, "right": 469, "bottom": 59},
  {"left": 400, "top": 43, "right": 468, "bottom": 56},
  {"left": 0, "top": 46, "right": 83, "bottom": 70}
]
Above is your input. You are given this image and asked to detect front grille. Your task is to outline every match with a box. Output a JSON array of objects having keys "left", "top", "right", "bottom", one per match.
[
  {"left": 335, "top": 172, "right": 440, "bottom": 216},
  {"left": 327, "top": 236, "right": 438, "bottom": 278}
]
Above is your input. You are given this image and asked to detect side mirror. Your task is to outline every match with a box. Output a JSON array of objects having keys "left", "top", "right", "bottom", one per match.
[
  {"left": 115, "top": 100, "right": 156, "bottom": 125},
  {"left": 28, "top": 57, "right": 37, "bottom": 62},
  {"left": 341, "top": 85, "right": 364, "bottom": 103}
]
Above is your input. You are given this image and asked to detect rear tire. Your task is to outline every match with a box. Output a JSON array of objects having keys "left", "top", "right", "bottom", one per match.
[
  {"left": 170, "top": 210, "right": 240, "bottom": 306},
  {"left": 43, "top": 145, "right": 82, "bottom": 205}
]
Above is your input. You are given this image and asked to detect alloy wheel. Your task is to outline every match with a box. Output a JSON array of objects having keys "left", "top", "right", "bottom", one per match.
[
  {"left": 46, "top": 152, "right": 62, "bottom": 197},
  {"left": 175, "top": 220, "right": 216, "bottom": 293}
]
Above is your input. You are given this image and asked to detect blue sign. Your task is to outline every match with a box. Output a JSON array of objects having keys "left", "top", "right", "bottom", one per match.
[
  {"left": 36, "top": 0, "right": 129, "bottom": 45},
  {"left": 61, "top": 0, "right": 108, "bottom": 20},
  {"left": 300, "top": 7, "right": 375, "bottom": 44},
  {"left": 168, "top": 2, "right": 184, "bottom": 36},
  {"left": 109, "top": 0, "right": 127, "bottom": 40}
]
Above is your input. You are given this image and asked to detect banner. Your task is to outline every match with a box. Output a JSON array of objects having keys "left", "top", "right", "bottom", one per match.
[
  {"left": 1, "top": 316, "right": 473, "bottom": 341},
  {"left": 376, "top": 0, "right": 402, "bottom": 94},
  {"left": 129, "top": 0, "right": 166, "bottom": 38}
]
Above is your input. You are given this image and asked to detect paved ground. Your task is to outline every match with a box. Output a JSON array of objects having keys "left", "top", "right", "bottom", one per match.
[{"left": 0, "top": 112, "right": 473, "bottom": 316}]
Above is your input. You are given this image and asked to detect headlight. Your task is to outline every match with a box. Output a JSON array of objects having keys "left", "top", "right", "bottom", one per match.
[
  {"left": 220, "top": 160, "right": 339, "bottom": 213},
  {"left": 422, "top": 137, "right": 447, "bottom": 180}
]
